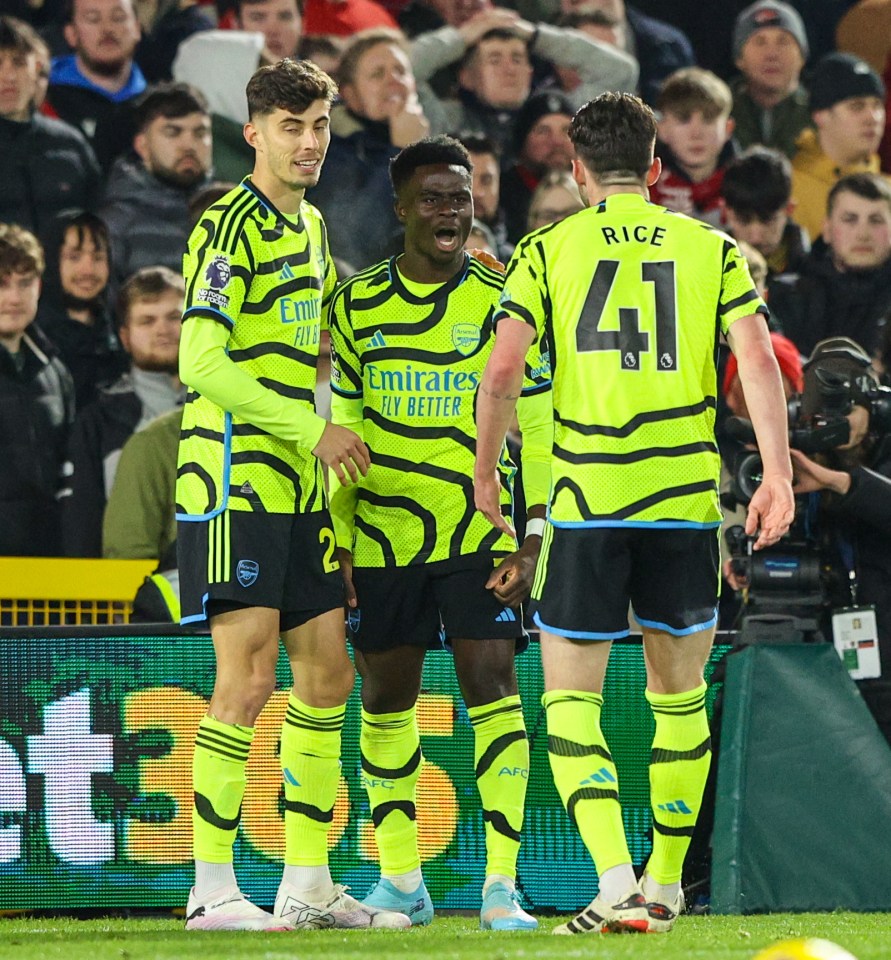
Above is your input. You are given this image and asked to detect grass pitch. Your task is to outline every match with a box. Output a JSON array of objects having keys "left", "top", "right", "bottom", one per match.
[{"left": 1, "top": 914, "right": 889, "bottom": 960}]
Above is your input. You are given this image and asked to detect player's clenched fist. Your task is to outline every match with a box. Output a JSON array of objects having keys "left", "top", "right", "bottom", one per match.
[{"left": 313, "top": 422, "right": 370, "bottom": 486}]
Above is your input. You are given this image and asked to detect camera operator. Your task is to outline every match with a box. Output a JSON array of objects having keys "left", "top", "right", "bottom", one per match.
[
  {"left": 727, "top": 336, "right": 891, "bottom": 745},
  {"left": 719, "top": 330, "right": 803, "bottom": 604}
]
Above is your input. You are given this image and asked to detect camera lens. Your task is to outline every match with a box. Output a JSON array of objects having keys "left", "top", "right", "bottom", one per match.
[
  {"left": 815, "top": 367, "right": 853, "bottom": 417},
  {"left": 736, "top": 451, "right": 763, "bottom": 502}
]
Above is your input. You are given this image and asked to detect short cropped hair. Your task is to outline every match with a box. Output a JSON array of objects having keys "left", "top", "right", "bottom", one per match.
[
  {"left": 456, "top": 131, "right": 500, "bottom": 159},
  {"left": 657, "top": 67, "right": 732, "bottom": 121},
  {"left": 0, "top": 223, "right": 44, "bottom": 280},
  {"left": 721, "top": 147, "right": 792, "bottom": 220},
  {"left": 133, "top": 82, "right": 209, "bottom": 133},
  {"left": 0, "top": 15, "right": 43, "bottom": 56},
  {"left": 58, "top": 211, "right": 110, "bottom": 253},
  {"left": 390, "top": 135, "right": 473, "bottom": 198},
  {"left": 337, "top": 28, "right": 407, "bottom": 88},
  {"left": 247, "top": 57, "right": 337, "bottom": 119},
  {"left": 570, "top": 92, "right": 656, "bottom": 182},
  {"left": 117, "top": 266, "right": 185, "bottom": 327},
  {"left": 827, "top": 172, "right": 891, "bottom": 217}
]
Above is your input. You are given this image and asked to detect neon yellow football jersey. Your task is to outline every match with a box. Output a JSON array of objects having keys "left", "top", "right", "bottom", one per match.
[
  {"left": 497, "top": 193, "right": 766, "bottom": 528},
  {"left": 177, "top": 178, "right": 336, "bottom": 518},
  {"left": 329, "top": 254, "right": 551, "bottom": 567}
]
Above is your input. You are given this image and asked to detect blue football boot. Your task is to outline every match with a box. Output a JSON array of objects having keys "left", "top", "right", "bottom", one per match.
[
  {"left": 480, "top": 882, "right": 538, "bottom": 931},
  {"left": 363, "top": 877, "right": 434, "bottom": 927}
]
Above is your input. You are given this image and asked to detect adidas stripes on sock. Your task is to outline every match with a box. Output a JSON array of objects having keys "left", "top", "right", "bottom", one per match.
[
  {"left": 646, "top": 683, "right": 711, "bottom": 886},
  {"left": 280, "top": 693, "right": 344, "bottom": 867},
  {"left": 192, "top": 714, "right": 252, "bottom": 865},
  {"left": 543, "top": 689, "right": 631, "bottom": 875}
]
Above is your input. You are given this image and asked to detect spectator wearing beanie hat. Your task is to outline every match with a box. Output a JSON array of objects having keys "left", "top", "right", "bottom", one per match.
[
  {"left": 792, "top": 52, "right": 888, "bottom": 239},
  {"left": 730, "top": 0, "right": 811, "bottom": 158},
  {"left": 498, "top": 90, "right": 575, "bottom": 244}
]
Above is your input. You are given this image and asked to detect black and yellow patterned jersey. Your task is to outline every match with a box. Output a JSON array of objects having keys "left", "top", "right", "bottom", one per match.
[
  {"left": 176, "top": 177, "right": 336, "bottom": 519},
  {"left": 497, "top": 192, "right": 767, "bottom": 529},
  {"left": 328, "top": 253, "right": 551, "bottom": 568}
]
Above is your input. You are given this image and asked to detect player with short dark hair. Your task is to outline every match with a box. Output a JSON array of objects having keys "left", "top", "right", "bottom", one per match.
[
  {"left": 328, "top": 134, "right": 552, "bottom": 931},
  {"left": 474, "top": 91, "right": 794, "bottom": 935},
  {"left": 177, "top": 57, "right": 408, "bottom": 933}
]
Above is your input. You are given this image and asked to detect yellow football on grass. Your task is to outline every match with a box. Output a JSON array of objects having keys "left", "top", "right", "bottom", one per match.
[{"left": 754, "top": 939, "right": 858, "bottom": 960}]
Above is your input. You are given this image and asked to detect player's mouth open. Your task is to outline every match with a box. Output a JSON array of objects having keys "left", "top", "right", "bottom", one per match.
[
  {"left": 295, "top": 159, "right": 319, "bottom": 171},
  {"left": 434, "top": 227, "right": 460, "bottom": 251}
]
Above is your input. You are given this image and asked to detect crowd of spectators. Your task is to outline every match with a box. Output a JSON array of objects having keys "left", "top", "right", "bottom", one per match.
[{"left": 2, "top": 0, "right": 891, "bottom": 567}]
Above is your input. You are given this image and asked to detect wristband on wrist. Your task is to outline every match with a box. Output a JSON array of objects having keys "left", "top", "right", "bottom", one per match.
[{"left": 524, "top": 517, "right": 545, "bottom": 540}]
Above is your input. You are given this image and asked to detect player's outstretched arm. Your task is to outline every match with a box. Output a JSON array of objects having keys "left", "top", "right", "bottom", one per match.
[{"left": 726, "top": 313, "right": 795, "bottom": 550}]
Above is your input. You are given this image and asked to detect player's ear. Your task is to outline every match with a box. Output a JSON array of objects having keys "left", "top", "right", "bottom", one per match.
[
  {"left": 645, "top": 156, "right": 662, "bottom": 187},
  {"left": 244, "top": 121, "right": 260, "bottom": 151},
  {"left": 394, "top": 193, "right": 407, "bottom": 224}
]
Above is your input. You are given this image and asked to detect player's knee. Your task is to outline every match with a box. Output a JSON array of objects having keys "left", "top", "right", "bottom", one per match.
[
  {"left": 360, "top": 683, "right": 417, "bottom": 714},
  {"left": 299, "top": 660, "right": 355, "bottom": 707},
  {"left": 457, "top": 653, "right": 517, "bottom": 708},
  {"left": 328, "top": 662, "right": 355, "bottom": 705},
  {"left": 211, "top": 669, "right": 277, "bottom": 724}
]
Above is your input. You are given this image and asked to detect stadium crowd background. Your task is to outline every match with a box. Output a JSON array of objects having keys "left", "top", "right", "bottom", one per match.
[{"left": 2, "top": 0, "right": 891, "bottom": 685}]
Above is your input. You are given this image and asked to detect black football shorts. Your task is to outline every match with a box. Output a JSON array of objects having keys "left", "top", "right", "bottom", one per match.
[
  {"left": 178, "top": 509, "right": 344, "bottom": 631},
  {"left": 530, "top": 524, "right": 720, "bottom": 639}
]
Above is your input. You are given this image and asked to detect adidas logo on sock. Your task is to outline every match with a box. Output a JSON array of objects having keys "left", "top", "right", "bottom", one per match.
[
  {"left": 495, "top": 608, "right": 516, "bottom": 623},
  {"left": 658, "top": 799, "right": 692, "bottom": 814},
  {"left": 580, "top": 766, "right": 616, "bottom": 785},
  {"left": 369, "top": 330, "right": 387, "bottom": 348},
  {"left": 280, "top": 263, "right": 296, "bottom": 280}
]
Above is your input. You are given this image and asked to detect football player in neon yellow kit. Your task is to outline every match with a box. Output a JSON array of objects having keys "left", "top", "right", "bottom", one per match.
[{"left": 475, "top": 92, "right": 794, "bottom": 935}]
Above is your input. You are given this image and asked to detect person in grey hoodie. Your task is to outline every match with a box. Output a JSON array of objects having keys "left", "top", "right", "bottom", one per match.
[{"left": 99, "top": 81, "right": 213, "bottom": 284}]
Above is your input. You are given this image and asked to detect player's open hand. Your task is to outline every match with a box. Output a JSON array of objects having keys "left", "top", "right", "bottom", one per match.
[
  {"left": 335, "top": 547, "right": 357, "bottom": 609},
  {"left": 745, "top": 473, "right": 795, "bottom": 550},
  {"left": 474, "top": 471, "right": 515, "bottom": 537},
  {"left": 469, "top": 248, "right": 505, "bottom": 273},
  {"left": 487, "top": 537, "right": 540, "bottom": 607},
  {"left": 313, "top": 422, "right": 370, "bottom": 486}
]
